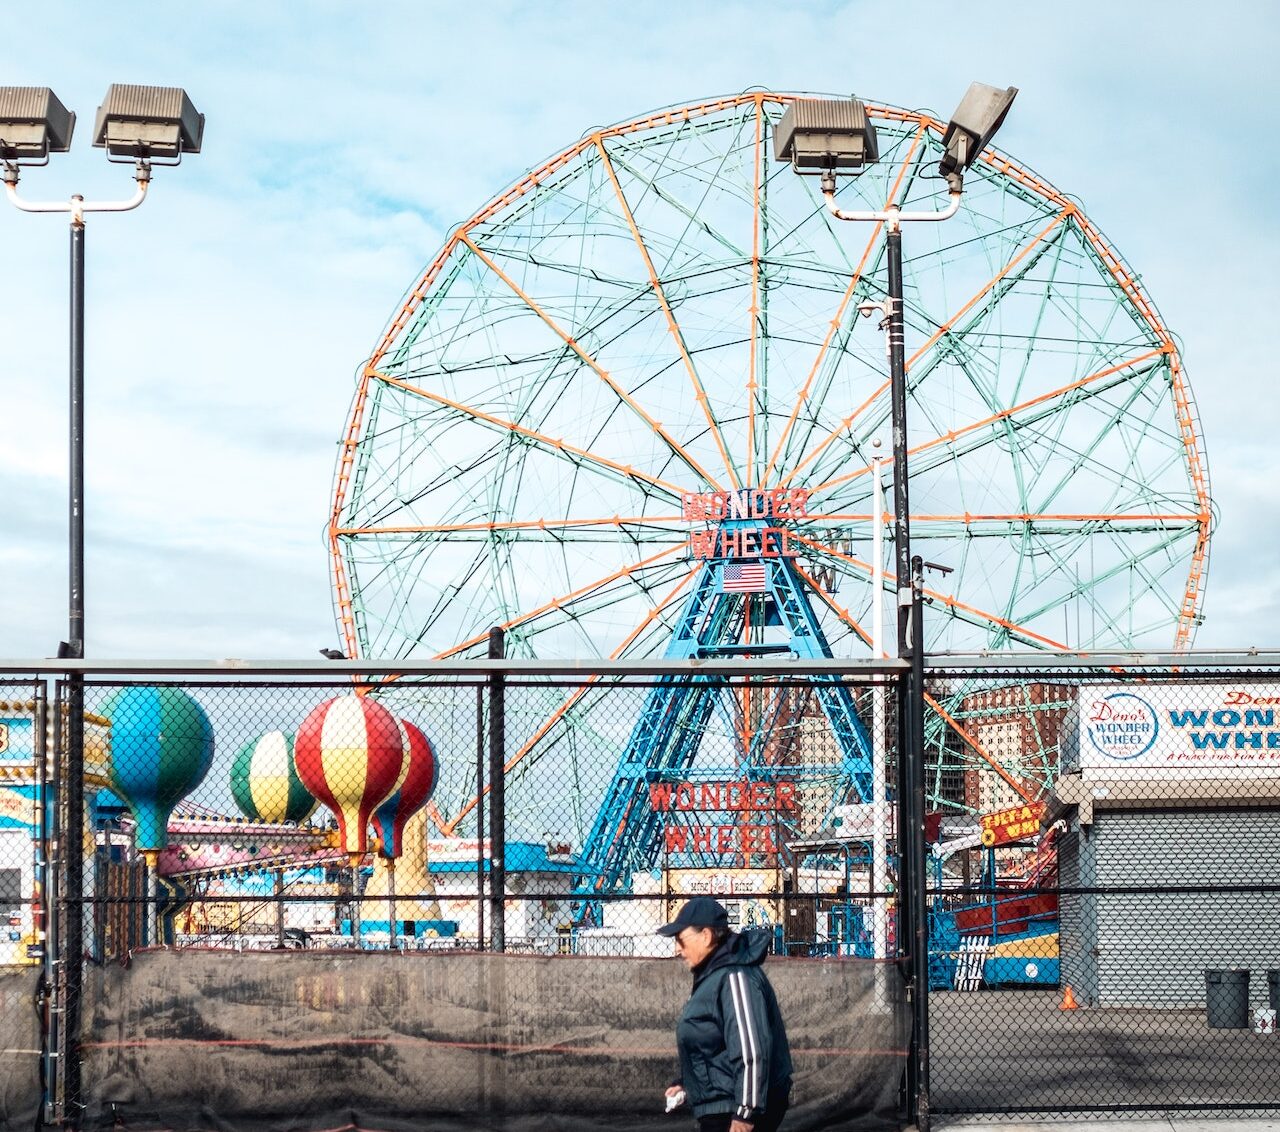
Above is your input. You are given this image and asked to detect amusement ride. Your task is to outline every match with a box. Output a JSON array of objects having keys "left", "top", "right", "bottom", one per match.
[{"left": 326, "top": 90, "right": 1210, "bottom": 878}]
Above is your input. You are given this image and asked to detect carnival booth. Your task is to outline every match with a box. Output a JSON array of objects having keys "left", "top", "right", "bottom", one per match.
[{"left": 1050, "top": 683, "right": 1280, "bottom": 1009}]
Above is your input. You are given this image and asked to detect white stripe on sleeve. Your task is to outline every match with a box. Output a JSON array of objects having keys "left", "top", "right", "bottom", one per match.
[
  {"left": 728, "top": 971, "right": 752, "bottom": 1107},
  {"left": 730, "top": 970, "right": 762, "bottom": 1109}
]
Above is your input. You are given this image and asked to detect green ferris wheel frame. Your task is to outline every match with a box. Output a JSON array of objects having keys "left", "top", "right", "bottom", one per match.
[{"left": 328, "top": 91, "right": 1212, "bottom": 829}]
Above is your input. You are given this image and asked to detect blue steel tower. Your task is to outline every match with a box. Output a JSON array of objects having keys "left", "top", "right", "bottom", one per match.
[{"left": 575, "top": 490, "right": 875, "bottom": 899}]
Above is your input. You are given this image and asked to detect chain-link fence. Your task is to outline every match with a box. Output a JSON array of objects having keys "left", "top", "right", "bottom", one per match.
[
  {"left": 926, "top": 663, "right": 1280, "bottom": 1119},
  {"left": 6, "top": 657, "right": 1280, "bottom": 1130},
  {"left": 6, "top": 659, "right": 906, "bottom": 1131},
  {"left": 57, "top": 670, "right": 899, "bottom": 960}
]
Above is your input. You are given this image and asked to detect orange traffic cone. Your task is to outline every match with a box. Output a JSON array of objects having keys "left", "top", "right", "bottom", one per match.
[{"left": 1059, "top": 984, "right": 1079, "bottom": 1010}]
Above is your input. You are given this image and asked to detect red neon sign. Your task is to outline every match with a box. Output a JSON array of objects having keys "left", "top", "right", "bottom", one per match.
[{"left": 682, "top": 489, "right": 809, "bottom": 522}]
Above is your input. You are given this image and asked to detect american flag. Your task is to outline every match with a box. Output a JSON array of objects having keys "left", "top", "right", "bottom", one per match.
[{"left": 722, "top": 561, "right": 768, "bottom": 593}]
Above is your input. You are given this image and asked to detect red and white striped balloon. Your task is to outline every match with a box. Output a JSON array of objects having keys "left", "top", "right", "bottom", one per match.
[
  {"left": 373, "top": 719, "right": 438, "bottom": 860},
  {"left": 294, "top": 695, "right": 404, "bottom": 858}
]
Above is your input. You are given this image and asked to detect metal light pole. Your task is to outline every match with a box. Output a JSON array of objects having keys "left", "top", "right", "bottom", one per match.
[
  {"left": 67, "top": 197, "right": 87, "bottom": 1131},
  {"left": 5, "top": 163, "right": 149, "bottom": 1132},
  {"left": 1, "top": 84, "right": 203, "bottom": 1130},
  {"left": 775, "top": 85, "right": 1017, "bottom": 1131},
  {"left": 870, "top": 448, "right": 888, "bottom": 964},
  {"left": 824, "top": 189, "right": 959, "bottom": 1131},
  {"left": 488, "top": 626, "right": 506, "bottom": 952}
]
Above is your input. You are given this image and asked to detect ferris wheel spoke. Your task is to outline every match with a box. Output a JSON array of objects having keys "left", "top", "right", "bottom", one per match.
[
  {"left": 335, "top": 515, "right": 686, "bottom": 542},
  {"left": 367, "top": 368, "right": 684, "bottom": 503},
  {"left": 924, "top": 694, "right": 1039, "bottom": 802},
  {"left": 803, "top": 512, "right": 1203, "bottom": 535},
  {"left": 777, "top": 378, "right": 890, "bottom": 494},
  {"left": 432, "top": 543, "right": 690, "bottom": 660},
  {"left": 808, "top": 346, "right": 1168, "bottom": 500},
  {"left": 792, "top": 532, "right": 1069, "bottom": 649},
  {"left": 799, "top": 506, "right": 1196, "bottom": 642},
  {"left": 794, "top": 562, "right": 1043, "bottom": 796},
  {"left": 748, "top": 95, "right": 763, "bottom": 488},
  {"left": 439, "top": 564, "right": 700, "bottom": 834},
  {"left": 914, "top": 575, "right": 1068, "bottom": 650},
  {"left": 458, "top": 232, "right": 727, "bottom": 491},
  {"left": 781, "top": 203, "right": 1076, "bottom": 490},
  {"left": 602, "top": 136, "right": 751, "bottom": 262},
  {"left": 1026, "top": 361, "right": 1178, "bottom": 514},
  {"left": 1016, "top": 523, "right": 1199, "bottom": 630},
  {"left": 763, "top": 124, "right": 929, "bottom": 486},
  {"left": 762, "top": 228, "right": 882, "bottom": 488},
  {"left": 795, "top": 513, "right": 1200, "bottom": 645},
  {"left": 594, "top": 138, "right": 743, "bottom": 490},
  {"left": 792, "top": 561, "right": 872, "bottom": 647}
]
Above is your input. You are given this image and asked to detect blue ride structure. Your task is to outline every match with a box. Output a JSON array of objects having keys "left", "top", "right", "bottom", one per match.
[{"left": 574, "top": 513, "right": 877, "bottom": 905}]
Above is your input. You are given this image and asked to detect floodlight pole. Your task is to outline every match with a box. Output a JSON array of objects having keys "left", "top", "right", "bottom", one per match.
[
  {"left": 885, "top": 215, "right": 928, "bottom": 1129},
  {"left": 823, "top": 186, "right": 959, "bottom": 1130},
  {"left": 2, "top": 169, "right": 153, "bottom": 672},
  {"left": 69, "top": 217, "right": 84, "bottom": 663},
  {"left": 3, "top": 162, "right": 150, "bottom": 1131},
  {"left": 488, "top": 626, "right": 506, "bottom": 952},
  {"left": 2, "top": 168, "right": 151, "bottom": 662},
  {"left": 870, "top": 452, "right": 888, "bottom": 965},
  {"left": 65, "top": 214, "right": 86, "bottom": 1132}
]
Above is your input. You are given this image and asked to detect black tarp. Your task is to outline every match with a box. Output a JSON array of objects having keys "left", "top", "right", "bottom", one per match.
[
  {"left": 63, "top": 948, "right": 904, "bottom": 1132},
  {"left": 0, "top": 968, "right": 42, "bottom": 1132}
]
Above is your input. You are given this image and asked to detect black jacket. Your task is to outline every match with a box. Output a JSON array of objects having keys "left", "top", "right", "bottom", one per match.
[{"left": 675, "top": 929, "right": 793, "bottom": 1123}]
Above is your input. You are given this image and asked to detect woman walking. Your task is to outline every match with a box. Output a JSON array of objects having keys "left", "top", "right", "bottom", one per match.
[{"left": 659, "top": 897, "right": 793, "bottom": 1132}]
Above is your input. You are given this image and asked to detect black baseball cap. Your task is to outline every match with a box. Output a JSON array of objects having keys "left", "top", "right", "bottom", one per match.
[{"left": 657, "top": 896, "right": 729, "bottom": 937}]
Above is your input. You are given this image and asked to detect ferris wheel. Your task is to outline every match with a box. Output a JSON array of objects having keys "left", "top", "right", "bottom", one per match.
[{"left": 329, "top": 92, "right": 1211, "bottom": 839}]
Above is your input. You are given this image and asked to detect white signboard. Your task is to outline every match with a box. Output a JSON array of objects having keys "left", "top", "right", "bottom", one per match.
[
  {"left": 1078, "top": 683, "right": 1280, "bottom": 774},
  {"left": 829, "top": 803, "right": 896, "bottom": 838}
]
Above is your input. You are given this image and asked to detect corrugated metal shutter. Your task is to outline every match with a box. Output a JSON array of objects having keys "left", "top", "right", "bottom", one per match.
[{"left": 1092, "top": 808, "right": 1280, "bottom": 1007}]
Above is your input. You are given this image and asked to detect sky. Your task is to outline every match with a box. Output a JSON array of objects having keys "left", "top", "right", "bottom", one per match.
[{"left": 1, "top": 0, "right": 1277, "bottom": 661}]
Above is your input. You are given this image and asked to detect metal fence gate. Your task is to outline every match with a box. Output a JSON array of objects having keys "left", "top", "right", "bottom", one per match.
[
  {"left": 5, "top": 656, "right": 1280, "bottom": 1129},
  {"left": 927, "top": 661, "right": 1280, "bottom": 1120}
]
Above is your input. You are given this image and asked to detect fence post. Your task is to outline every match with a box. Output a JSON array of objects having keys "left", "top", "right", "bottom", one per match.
[
  {"left": 63, "top": 673, "right": 85, "bottom": 1128},
  {"left": 36, "top": 682, "right": 56, "bottom": 1125},
  {"left": 488, "top": 628, "right": 505, "bottom": 952},
  {"left": 895, "top": 645, "right": 916, "bottom": 1123},
  {"left": 476, "top": 684, "right": 486, "bottom": 950},
  {"left": 908, "top": 556, "right": 930, "bottom": 1130}
]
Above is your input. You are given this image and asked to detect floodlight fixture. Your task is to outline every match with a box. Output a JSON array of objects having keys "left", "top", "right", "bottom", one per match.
[
  {"left": 773, "top": 97, "right": 880, "bottom": 178},
  {"left": 0, "top": 87, "right": 75, "bottom": 164},
  {"left": 93, "top": 84, "right": 204, "bottom": 162},
  {"left": 938, "top": 82, "right": 1017, "bottom": 189}
]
